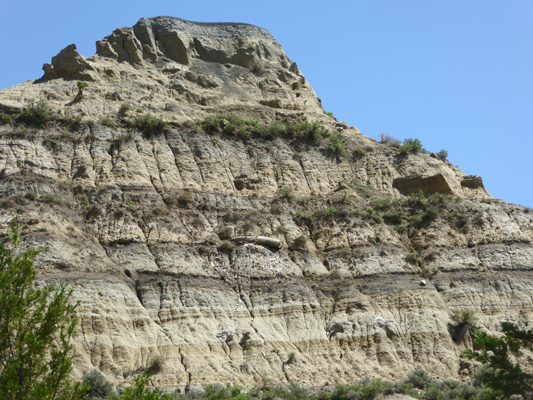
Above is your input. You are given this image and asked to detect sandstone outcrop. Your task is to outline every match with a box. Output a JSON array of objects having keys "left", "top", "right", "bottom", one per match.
[{"left": 0, "top": 17, "right": 532, "bottom": 392}]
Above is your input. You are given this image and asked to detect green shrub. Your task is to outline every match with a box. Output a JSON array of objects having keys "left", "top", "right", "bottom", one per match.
[
  {"left": 75, "top": 81, "right": 89, "bottom": 101},
  {"left": 425, "top": 379, "right": 479, "bottom": 400},
  {"left": 428, "top": 192, "right": 446, "bottom": 205},
  {"left": 334, "top": 192, "right": 351, "bottom": 205},
  {"left": 108, "top": 372, "right": 171, "bottom": 400},
  {"left": 132, "top": 114, "right": 167, "bottom": 136},
  {"left": 328, "top": 132, "right": 347, "bottom": 156},
  {"left": 16, "top": 100, "right": 54, "bottom": 127},
  {"left": 356, "top": 379, "right": 393, "bottom": 400},
  {"left": 411, "top": 205, "right": 437, "bottom": 228},
  {"left": 39, "top": 194, "right": 62, "bottom": 205},
  {"left": 265, "top": 120, "right": 288, "bottom": 137},
  {"left": 82, "top": 369, "right": 115, "bottom": 399},
  {"left": 379, "top": 133, "right": 401, "bottom": 147},
  {"left": 465, "top": 322, "right": 533, "bottom": 397},
  {"left": 324, "top": 206, "right": 340, "bottom": 216},
  {"left": 111, "top": 133, "right": 133, "bottom": 146},
  {"left": 118, "top": 103, "right": 132, "bottom": 116},
  {"left": 101, "top": 118, "right": 116, "bottom": 128},
  {"left": 299, "top": 120, "right": 329, "bottom": 141},
  {"left": 372, "top": 197, "right": 392, "bottom": 211},
  {"left": 0, "top": 112, "right": 12, "bottom": 124},
  {"left": 397, "top": 138, "right": 424, "bottom": 154},
  {"left": 294, "top": 211, "right": 311, "bottom": 226},
  {"left": 352, "top": 146, "right": 366, "bottom": 158},
  {"left": 0, "top": 194, "right": 28, "bottom": 207},
  {"left": 436, "top": 149, "right": 449, "bottom": 162},
  {"left": 405, "top": 369, "right": 432, "bottom": 389},
  {"left": 201, "top": 383, "right": 253, "bottom": 400},
  {"left": 0, "top": 218, "right": 86, "bottom": 399},
  {"left": 200, "top": 113, "right": 261, "bottom": 139},
  {"left": 277, "top": 186, "right": 294, "bottom": 200},
  {"left": 407, "top": 190, "right": 426, "bottom": 209},
  {"left": 450, "top": 310, "right": 477, "bottom": 327},
  {"left": 363, "top": 207, "right": 383, "bottom": 223},
  {"left": 199, "top": 114, "right": 349, "bottom": 156},
  {"left": 447, "top": 210, "right": 468, "bottom": 232},
  {"left": 59, "top": 114, "right": 83, "bottom": 131},
  {"left": 383, "top": 209, "right": 403, "bottom": 225},
  {"left": 42, "top": 135, "right": 60, "bottom": 150},
  {"left": 405, "top": 251, "right": 420, "bottom": 265},
  {"left": 329, "top": 379, "right": 392, "bottom": 400},
  {"left": 324, "top": 111, "right": 335, "bottom": 119}
]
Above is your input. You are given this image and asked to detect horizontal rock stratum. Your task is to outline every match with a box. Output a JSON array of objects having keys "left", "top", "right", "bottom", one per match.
[{"left": 0, "top": 16, "right": 532, "bottom": 392}]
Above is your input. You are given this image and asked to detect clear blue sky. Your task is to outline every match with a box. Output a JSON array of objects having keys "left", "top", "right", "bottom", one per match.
[{"left": 1, "top": 1, "right": 531, "bottom": 207}]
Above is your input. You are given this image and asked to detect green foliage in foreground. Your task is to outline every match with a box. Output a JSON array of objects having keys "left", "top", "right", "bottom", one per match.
[
  {"left": 465, "top": 322, "right": 533, "bottom": 398},
  {"left": 0, "top": 218, "right": 85, "bottom": 400},
  {"left": 109, "top": 373, "right": 173, "bottom": 400}
]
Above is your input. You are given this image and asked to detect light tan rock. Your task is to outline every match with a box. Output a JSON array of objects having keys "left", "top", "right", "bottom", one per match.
[{"left": 0, "top": 16, "right": 532, "bottom": 392}]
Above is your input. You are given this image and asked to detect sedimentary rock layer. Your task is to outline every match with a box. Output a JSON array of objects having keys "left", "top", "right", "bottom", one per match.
[{"left": 0, "top": 17, "right": 532, "bottom": 391}]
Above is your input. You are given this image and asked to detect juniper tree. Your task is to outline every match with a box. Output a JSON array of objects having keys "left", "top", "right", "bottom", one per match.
[
  {"left": 0, "top": 218, "right": 85, "bottom": 400},
  {"left": 466, "top": 322, "right": 533, "bottom": 398}
]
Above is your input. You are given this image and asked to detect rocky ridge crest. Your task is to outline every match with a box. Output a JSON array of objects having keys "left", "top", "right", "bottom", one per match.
[{"left": 2, "top": 17, "right": 322, "bottom": 124}]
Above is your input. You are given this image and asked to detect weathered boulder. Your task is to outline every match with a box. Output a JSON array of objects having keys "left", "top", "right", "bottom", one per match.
[
  {"left": 40, "top": 44, "right": 98, "bottom": 82},
  {"left": 461, "top": 175, "right": 484, "bottom": 189},
  {"left": 393, "top": 173, "right": 452, "bottom": 195}
]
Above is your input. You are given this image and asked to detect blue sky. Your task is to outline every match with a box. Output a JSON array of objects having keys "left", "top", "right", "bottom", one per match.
[{"left": 1, "top": 1, "right": 531, "bottom": 207}]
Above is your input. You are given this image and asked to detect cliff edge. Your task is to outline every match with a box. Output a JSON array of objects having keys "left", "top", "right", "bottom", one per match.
[{"left": 0, "top": 17, "right": 532, "bottom": 392}]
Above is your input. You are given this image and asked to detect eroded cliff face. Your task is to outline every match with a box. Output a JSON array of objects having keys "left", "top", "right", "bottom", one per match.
[{"left": 0, "top": 16, "right": 532, "bottom": 392}]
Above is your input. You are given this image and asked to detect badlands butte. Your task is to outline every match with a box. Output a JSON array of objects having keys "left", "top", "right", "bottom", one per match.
[{"left": 0, "top": 16, "right": 532, "bottom": 391}]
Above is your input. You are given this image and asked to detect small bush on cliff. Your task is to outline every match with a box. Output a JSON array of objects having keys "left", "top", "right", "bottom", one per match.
[
  {"left": 118, "top": 103, "right": 132, "bottom": 117},
  {"left": 436, "top": 149, "right": 449, "bottom": 162},
  {"left": 397, "top": 138, "right": 424, "bottom": 155},
  {"left": 352, "top": 146, "right": 366, "bottom": 158},
  {"left": 0, "top": 112, "right": 12, "bottom": 124},
  {"left": 16, "top": 100, "right": 54, "bottom": 128},
  {"left": 276, "top": 186, "right": 295, "bottom": 201},
  {"left": 379, "top": 133, "right": 401, "bottom": 147},
  {"left": 198, "top": 114, "right": 345, "bottom": 154},
  {"left": 450, "top": 310, "right": 477, "bottom": 327},
  {"left": 286, "top": 120, "right": 328, "bottom": 141},
  {"left": 200, "top": 113, "right": 261, "bottom": 140},
  {"left": 75, "top": 81, "right": 89, "bottom": 101},
  {"left": 0, "top": 218, "right": 86, "bottom": 399},
  {"left": 131, "top": 114, "right": 167, "bottom": 136},
  {"left": 328, "top": 132, "right": 347, "bottom": 156}
]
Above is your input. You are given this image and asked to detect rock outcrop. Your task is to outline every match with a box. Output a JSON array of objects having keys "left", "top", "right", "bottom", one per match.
[
  {"left": 2, "top": 17, "right": 322, "bottom": 126},
  {"left": 0, "top": 17, "right": 532, "bottom": 392}
]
